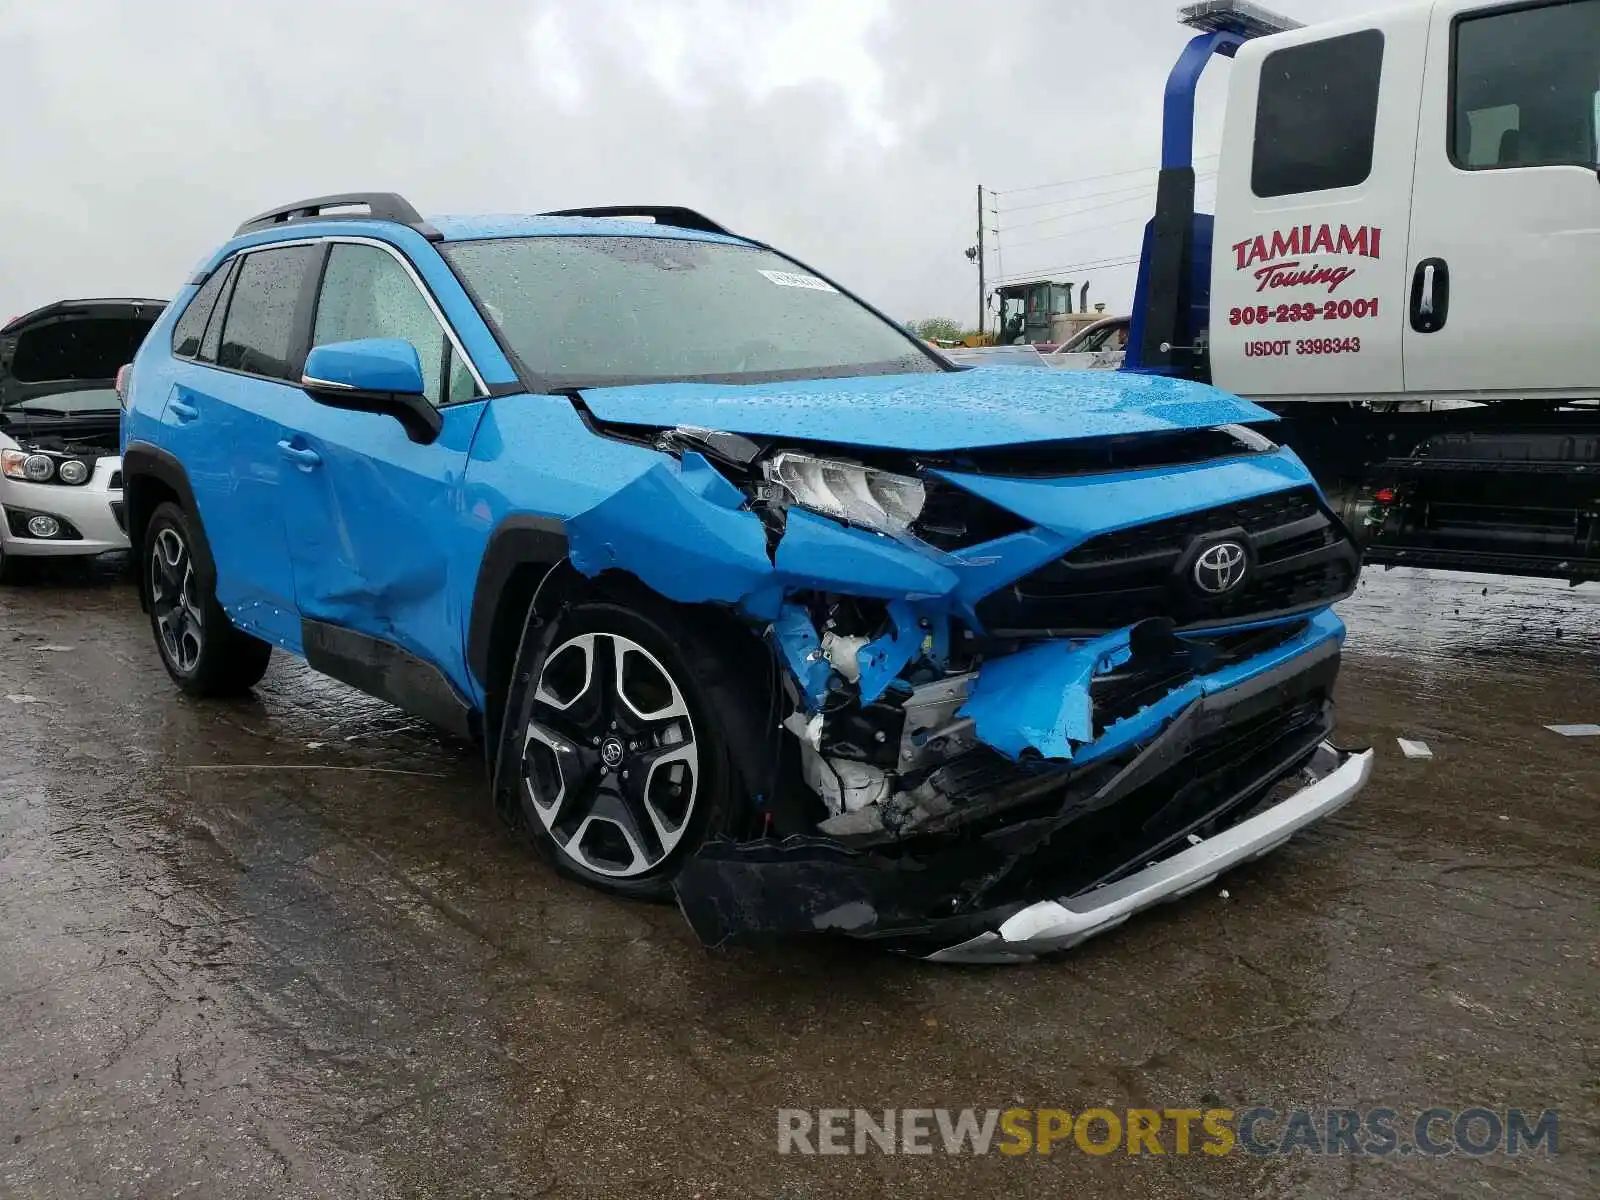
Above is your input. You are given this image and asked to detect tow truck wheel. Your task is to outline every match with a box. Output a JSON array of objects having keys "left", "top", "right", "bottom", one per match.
[
  {"left": 143, "top": 502, "right": 272, "bottom": 697},
  {"left": 507, "top": 598, "right": 742, "bottom": 901}
]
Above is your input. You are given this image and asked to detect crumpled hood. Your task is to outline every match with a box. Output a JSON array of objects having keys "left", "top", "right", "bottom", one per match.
[{"left": 578, "top": 366, "right": 1274, "bottom": 452}]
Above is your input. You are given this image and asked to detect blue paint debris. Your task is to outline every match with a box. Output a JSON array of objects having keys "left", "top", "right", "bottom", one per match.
[
  {"left": 959, "top": 633, "right": 1132, "bottom": 761},
  {"left": 856, "top": 602, "right": 925, "bottom": 704},
  {"left": 772, "top": 603, "right": 834, "bottom": 711}
]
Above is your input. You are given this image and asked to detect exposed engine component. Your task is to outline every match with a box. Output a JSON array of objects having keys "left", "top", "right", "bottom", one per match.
[
  {"left": 895, "top": 672, "right": 977, "bottom": 773},
  {"left": 798, "top": 744, "right": 892, "bottom": 817},
  {"left": 820, "top": 630, "right": 869, "bottom": 683}
]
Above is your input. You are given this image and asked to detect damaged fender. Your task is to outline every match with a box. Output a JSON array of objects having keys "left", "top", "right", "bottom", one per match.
[{"left": 564, "top": 457, "right": 773, "bottom": 605}]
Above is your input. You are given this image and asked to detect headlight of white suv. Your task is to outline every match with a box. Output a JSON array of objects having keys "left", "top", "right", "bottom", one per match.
[{"left": 763, "top": 452, "right": 926, "bottom": 537}]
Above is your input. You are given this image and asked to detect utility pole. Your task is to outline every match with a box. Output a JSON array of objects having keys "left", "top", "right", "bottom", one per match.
[{"left": 976, "top": 185, "right": 986, "bottom": 336}]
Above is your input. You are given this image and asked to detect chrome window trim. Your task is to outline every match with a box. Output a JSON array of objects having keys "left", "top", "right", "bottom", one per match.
[{"left": 186, "top": 235, "right": 490, "bottom": 399}]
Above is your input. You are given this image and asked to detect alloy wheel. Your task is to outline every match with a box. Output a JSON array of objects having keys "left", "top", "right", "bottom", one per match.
[
  {"left": 150, "top": 527, "right": 203, "bottom": 673},
  {"left": 521, "top": 631, "right": 699, "bottom": 878}
]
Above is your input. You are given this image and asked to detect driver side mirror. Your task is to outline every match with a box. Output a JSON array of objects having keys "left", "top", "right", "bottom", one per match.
[{"left": 301, "top": 338, "right": 442, "bottom": 445}]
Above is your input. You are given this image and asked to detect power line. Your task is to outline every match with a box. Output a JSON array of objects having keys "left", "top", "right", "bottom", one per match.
[
  {"left": 990, "top": 153, "right": 1219, "bottom": 196},
  {"left": 998, "top": 211, "right": 1158, "bottom": 248},
  {"left": 991, "top": 254, "right": 1142, "bottom": 285},
  {"left": 991, "top": 177, "right": 1218, "bottom": 247},
  {"left": 993, "top": 176, "right": 1217, "bottom": 234},
  {"left": 992, "top": 172, "right": 1215, "bottom": 217}
]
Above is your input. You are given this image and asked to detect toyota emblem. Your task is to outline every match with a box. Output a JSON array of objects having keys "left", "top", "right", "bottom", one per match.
[{"left": 1193, "top": 541, "right": 1248, "bottom": 595}]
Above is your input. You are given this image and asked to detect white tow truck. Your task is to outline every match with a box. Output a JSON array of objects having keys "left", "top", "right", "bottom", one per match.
[{"left": 1120, "top": 0, "right": 1600, "bottom": 581}]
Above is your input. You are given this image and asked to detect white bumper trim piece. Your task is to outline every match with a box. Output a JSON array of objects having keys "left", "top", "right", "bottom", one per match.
[{"left": 925, "top": 743, "right": 1373, "bottom": 964}]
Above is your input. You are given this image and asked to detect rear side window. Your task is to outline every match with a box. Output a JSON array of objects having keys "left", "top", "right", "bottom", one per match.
[
  {"left": 217, "top": 245, "right": 316, "bottom": 379},
  {"left": 1453, "top": 0, "right": 1600, "bottom": 169},
  {"left": 1252, "top": 30, "right": 1385, "bottom": 198},
  {"left": 170, "top": 264, "right": 232, "bottom": 358}
]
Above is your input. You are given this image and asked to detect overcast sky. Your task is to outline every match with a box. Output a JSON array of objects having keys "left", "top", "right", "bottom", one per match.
[{"left": 2, "top": 0, "right": 1376, "bottom": 327}]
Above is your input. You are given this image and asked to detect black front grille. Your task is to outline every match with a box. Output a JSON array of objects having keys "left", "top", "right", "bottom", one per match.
[
  {"left": 1088, "top": 620, "right": 1309, "bottom": 735},
  {"left": 977, "top": 487, "right": 1358, "bottom": 636},
  {"left": 108, "top": 470, "right": 123, "bottom": 490}
]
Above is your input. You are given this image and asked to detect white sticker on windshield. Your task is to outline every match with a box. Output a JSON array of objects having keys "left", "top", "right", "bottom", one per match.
[{"left": 759, "top": 269, "right": 837, "bottom": 293}]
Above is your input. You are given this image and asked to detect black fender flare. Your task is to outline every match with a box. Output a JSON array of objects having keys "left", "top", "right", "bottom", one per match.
[
  {"left": 466, "top": 513, "right": 569, "bottom": 692},
  {"left": 120, "top": 441, "right": 217, "bottom": 605}
]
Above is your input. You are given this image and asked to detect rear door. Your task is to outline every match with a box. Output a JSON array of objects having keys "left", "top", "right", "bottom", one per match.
[
  {"left": 1210, "top": 8, "right": 1431, "bottom": 400},
  {"left": 274, "top": 239, "right": 485, "bottom": 706},
  {"left": 162, "top": 244, "right": 317, "bottom": 647},
  {"left": 1403, "top": 0, "right": 1600, "bottom": 397}
]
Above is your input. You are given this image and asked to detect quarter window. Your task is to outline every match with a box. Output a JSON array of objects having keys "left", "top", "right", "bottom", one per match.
[
  {"left": 312, "top": 244, "right": 467, "bottom": 407},
  {"left": 216, "top": 246, "right": 317, "bottom": 379},
  {"left": 198, "top": 260, "right": 237, "bottom": 365},
  {"left": 1251, "top": 30, "right": 1385, "bottom": 198},
  {"left": 171, "top": 264, "right": 231, "bottom": 358},
  {"left": 1453, "top": 0, "right": 1600, "bottom": 169}
]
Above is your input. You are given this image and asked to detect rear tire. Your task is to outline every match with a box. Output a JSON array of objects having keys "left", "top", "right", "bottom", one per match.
[
  {"left": 144, "top": 501, "right": 272, "bottom": 697},
  {"left": 505, "top": 595, "right": 746, "bottom": 901}
]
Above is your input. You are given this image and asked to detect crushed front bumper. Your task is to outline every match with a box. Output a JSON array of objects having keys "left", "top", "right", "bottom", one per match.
[
  {"left": 674, "top": 634, "right": 1370, "bottom": 961},
  {"left": 925, "top": 742, "right": 1372, "bottom": 963}
]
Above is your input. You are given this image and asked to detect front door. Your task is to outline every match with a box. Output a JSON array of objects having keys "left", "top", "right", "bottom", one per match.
[
  {"left": 1403, "top": 0, "right": 1600, "bottom": 398},
  {"left": 1210, "top": 6, "right": 1430, "bottom": 400},
  {"left": 275, "top": 240, "right": 485, "bottom": 702}
]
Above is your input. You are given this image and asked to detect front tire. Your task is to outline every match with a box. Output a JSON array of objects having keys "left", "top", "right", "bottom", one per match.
[
  {"left": 144, "top": 501, "right": 272, "bottom": 697},
  {"left": 508, "top": 597, "right": 745, "bottom": 900}
]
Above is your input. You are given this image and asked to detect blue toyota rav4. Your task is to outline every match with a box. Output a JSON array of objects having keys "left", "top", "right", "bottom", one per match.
[{"left": 121, "top": 192, "right": 1372, "bottom": 962}]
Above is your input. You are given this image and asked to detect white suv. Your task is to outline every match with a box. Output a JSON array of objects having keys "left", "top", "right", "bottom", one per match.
[{"left": 0, "top": 299, "right": 162, "bottom": 580}]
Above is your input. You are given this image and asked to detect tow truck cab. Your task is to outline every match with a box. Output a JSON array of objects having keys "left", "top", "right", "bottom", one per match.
[{"left": 1128, "top": 0, "right": 1600, "bottom": 582}]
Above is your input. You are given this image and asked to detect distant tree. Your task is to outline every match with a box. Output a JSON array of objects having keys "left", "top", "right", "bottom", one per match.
[{"left": 911, "top": 317, "right": 964, "bottom": 342}]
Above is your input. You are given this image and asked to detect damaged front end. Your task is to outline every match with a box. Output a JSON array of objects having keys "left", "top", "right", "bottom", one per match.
[
  {"left": 564, "top": 383, "right": 1370, "bottom": 961},
  {"left": 679, "top": 606, "right": 1369, "bottom": 963}
]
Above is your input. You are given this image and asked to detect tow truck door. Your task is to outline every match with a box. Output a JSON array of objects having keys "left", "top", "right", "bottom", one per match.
[
  {"left": 1210, "top": 8, "right": 1430, "bottom": 400},
  {"left": 1403, "top": 0, "right": 1600, "bottom": 398}
]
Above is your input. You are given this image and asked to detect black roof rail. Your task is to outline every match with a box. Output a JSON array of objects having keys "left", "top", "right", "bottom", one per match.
[
  {"left": 537, "top": 205, "right": 738, "bottom": 238},
  {"left": 234, "top": 192, "right": 443, "bottom": 241}
]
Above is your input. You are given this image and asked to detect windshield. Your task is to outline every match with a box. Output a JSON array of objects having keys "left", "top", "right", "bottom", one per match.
[
  {"left": 2, "top": 387, "right": 120, "bottom": 415},
  {"left": 442, "top": 236, "right": 941, "bottom": 389}
]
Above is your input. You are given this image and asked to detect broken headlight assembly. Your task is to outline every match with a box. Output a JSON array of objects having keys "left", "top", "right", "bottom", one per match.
[
  {"left": 642, "top": 423, "right": 1029, "bottom": 553},
  {"left": 763, "top": 452, "right": 926, "bottom": 537}
]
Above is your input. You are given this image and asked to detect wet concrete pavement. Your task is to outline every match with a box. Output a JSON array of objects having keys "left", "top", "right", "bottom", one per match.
[{"left": 1, "top": 561, "right": 1595, "bottom": 1198}]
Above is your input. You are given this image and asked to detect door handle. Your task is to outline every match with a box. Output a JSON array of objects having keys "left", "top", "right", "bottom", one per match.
[
  {"left": 168, "top": 398, "right": 199, "bottom": 423},
  {"left": 1410, "top": 258, "right": 1450, "bottom": 333},
  {"left": 276, "top": 440, "right": 322, "bottom": 470}
]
